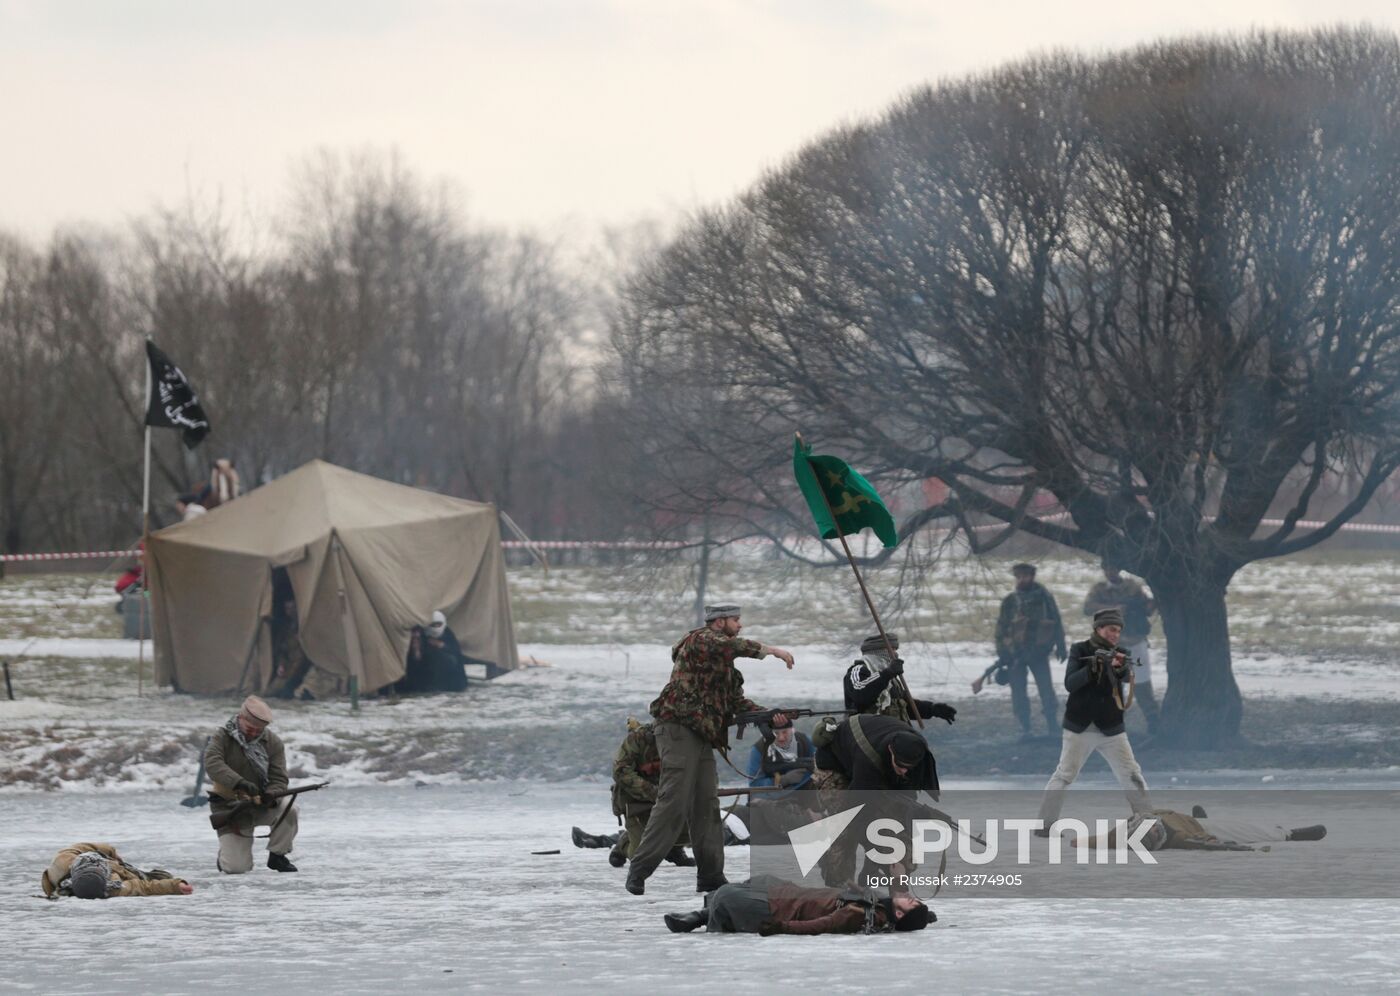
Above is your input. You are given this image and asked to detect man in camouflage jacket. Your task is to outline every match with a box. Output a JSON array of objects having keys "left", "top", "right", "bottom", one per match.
[
  {"left": 607, "top": 720, "right": 693, "bottom": 866},
  {"left": 625, "top": 603, "right": 795, "bottom": 895}
]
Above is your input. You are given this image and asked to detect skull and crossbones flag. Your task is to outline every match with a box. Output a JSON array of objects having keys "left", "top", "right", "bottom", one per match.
[{"left": 144, "top": 340, "right": 210, "bottom": 449}]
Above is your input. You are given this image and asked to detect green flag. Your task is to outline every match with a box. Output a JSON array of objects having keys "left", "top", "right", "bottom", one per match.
[{"left": 792, "top": 436, "right": 898, "bottom": 548}]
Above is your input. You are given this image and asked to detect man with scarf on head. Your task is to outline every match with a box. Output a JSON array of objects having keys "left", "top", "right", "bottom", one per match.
[
  {"left": 41, "top": 844, "right": 193, "bottom": 899},
  {"left": 1035, "top": 608, "right": 1153, "bottom": 836},
  {"left": 625, "top": 602, "right": 795, "bottom": 896},
  {"left": 844, "top": 632, "right": 958, "bottom": 727},
  {"left": 204, "top": 695, "right": 300, "bottom": 872}
]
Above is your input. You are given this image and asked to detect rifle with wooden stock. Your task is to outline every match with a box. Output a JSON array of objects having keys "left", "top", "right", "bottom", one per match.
[{"left": 209, "top": 781, "right": 330, "bottom": 831}]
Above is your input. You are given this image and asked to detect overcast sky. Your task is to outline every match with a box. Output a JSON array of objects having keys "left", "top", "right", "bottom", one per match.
[{"left": 3, "top": 1, "right": 1398, "bottom": 242}]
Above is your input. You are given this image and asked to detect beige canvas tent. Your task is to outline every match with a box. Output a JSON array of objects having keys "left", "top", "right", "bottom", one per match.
[{"left": 147, "top": 460, "right": 518, "bottom": 695}]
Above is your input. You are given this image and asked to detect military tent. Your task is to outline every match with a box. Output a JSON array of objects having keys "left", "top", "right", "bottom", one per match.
[{"left": 147, "top": 460, "right": 518, "bottom": 695}]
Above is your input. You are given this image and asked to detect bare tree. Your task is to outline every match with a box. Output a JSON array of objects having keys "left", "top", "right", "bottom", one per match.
[{"left": 611, "top": 28, "right": 1400, "bottom": 747}]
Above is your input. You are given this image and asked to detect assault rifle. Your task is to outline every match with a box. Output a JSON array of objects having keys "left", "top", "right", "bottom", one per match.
[
  {"left": 970, "top": 657, "right": 1012, "bottom": 695},
  {"left": 209, "top": 782, "right": 330, "bottom": 832},
  {"left": 1089, "top": 648, "right": 1136, "bottom": 711},
  {"left": 734, "top": 708, "right": 855, "bottom": 740}
]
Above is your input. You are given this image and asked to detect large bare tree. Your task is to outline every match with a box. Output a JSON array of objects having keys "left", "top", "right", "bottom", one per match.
[{"left": 611, "top": 28, "right": 1400, "bottom": 746}]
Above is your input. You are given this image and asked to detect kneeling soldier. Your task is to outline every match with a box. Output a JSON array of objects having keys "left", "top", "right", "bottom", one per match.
[
  {"left": 205, "top": 695, "right": 299, "bottom": 873},
  {"left": 42, "top": 843, "right": 193, "bottom": 899}
]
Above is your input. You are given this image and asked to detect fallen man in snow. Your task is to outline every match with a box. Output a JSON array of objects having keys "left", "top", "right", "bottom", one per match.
[
  {"left": 663, "top": 874, "right": 932, "bottom": 934},
  {"left": 1074, "top": 806, "right": 1327, "bottom": 851},
  {"left": 41, "top": 844, "right": 193, "bottom": 899}
]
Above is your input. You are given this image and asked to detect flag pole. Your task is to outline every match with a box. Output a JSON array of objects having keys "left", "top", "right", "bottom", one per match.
[
  {"left": 138, "top": 345, "right": 152, "bottom": 698},
  {"left": 797, "top": 432, "right": 923, "bottom": 728}
]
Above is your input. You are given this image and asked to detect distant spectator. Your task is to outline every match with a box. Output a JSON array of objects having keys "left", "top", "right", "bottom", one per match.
[
  {"left": 115, "top": 542, "right": 145, "bottom": 596},
  {"left": 207, "top": 458, "right": 242, "bottom": 508},
  {"left": 175, "top": 494, "right": 207, "bottom": 522},
  {"left": 398, "top": 610, "right": 468, "bottom": 694}
]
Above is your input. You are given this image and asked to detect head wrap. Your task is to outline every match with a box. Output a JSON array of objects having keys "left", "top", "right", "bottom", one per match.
[
  {"left": 703, "top": 604, "right": 741, "bottom": 622},
  {"left": 859, "top": 633, "right": 898, "bottom": 655},
  {"left": 66, "top": 852, "right": 113, "bottom": 899},
  {"left": 1011, "top": 562, "right": 1036, "bottom": 575}
]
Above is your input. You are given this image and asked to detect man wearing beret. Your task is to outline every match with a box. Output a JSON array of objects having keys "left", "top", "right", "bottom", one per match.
[
  {"left": 204, "top": 695, "right": 300, "bottom": 873},
  {"left": 1035, "top": 608, "right": 1153, "bottom": 835},
  {"left": 625, "top": 603, "right": 795, "bottom": 895}
]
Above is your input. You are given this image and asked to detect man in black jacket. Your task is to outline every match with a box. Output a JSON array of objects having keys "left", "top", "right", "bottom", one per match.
[
  {"left": 815, "top": 714, "right": 939, "bottom": 887},
  {"left": 1035, "top": 609, "right": 1153, "bottom": 835},
  {"left": 843, "top": 633, "right": 958, "bottom": 728}
]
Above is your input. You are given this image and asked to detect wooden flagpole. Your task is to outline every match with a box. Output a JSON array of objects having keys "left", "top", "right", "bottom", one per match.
[{"left": 798, "top": 433, "right": 923, "bottom": 728}]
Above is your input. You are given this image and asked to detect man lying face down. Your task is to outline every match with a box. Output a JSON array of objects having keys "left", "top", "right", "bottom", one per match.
[{"left": 662, "top": 874, "right": 931, "bottom": 935}]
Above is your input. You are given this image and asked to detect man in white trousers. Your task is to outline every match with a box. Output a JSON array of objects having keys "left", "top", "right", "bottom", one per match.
[{"left": 1036, "top": 608, "right": 1152, "bottom": 835}]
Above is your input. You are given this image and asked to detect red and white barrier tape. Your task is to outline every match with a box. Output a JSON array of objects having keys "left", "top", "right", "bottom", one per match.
[
  {"left": 0, "top": 550, "right": 131, "bottom": 563},
  {"left": 6, "top": 516, "right": 1400, "bottom": 563}
]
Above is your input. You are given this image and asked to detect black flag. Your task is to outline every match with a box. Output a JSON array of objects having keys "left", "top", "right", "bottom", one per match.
[{"left": 144, "top": 340, "right": 210, "bottom": 449}]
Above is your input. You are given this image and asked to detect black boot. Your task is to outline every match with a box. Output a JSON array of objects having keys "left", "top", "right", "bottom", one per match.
[
  {"left": 1191, "top": 804, "right": 1208, "bottom": 818},
  {"left": 1288, "top": 825, "right": 1327, "bottom": 841},
  {"left": 572, "top": 827, "right": 615, "bottom": 849},
  {"left": 268, "top": 852, "right": 297, "bottom": 872},
  {"left": 663, "top": 910, "right": 708, "bottom": 933},
  {"left": 665, "top": 846, "right": 696, "bottom": 867},
  {"left": 625, "top": 871, "right": 646, "bottom": 895}
]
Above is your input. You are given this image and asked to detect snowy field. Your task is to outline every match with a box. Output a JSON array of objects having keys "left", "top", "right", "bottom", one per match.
[
  {"left": 2, "top": 556, "right": 1399, "bottom": 992},
  {"left": 2, "top": 783, "right": 1399, "bottom": 994}
]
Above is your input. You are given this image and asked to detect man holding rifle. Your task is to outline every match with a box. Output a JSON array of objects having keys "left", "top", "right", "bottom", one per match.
[{"left": 204, "top": 695, "right": 301, "bottom": 874}]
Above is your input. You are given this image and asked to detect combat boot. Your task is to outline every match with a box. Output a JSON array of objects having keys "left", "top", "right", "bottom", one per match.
[
  {"left": 571, "top": 827, "right": 611, "bottom": 849},
  {"left": 664, "top": 910, "right": 708, "bottom": 933},
  {"left": 268, "top": 852, "right": 297, "bottom": 872},
  {"left": 665, "top": 846, "right": 696, "bottom": 867}
]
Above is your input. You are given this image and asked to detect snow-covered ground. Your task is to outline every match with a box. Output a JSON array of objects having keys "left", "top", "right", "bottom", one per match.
[
  {"left": 4, "top": 640, "right": 1400, "bottom": 793},
  {"left": 3, "top": 560, "right": 1400, "bottom": 991},
  {"left": 2, "top": 783, "right": 1398, "bottom": 994}
]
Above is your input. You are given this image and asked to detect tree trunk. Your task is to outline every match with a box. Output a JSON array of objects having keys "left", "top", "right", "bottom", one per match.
[{"left": 1152, "top": 577, "right": 1243, "bottom": 748}]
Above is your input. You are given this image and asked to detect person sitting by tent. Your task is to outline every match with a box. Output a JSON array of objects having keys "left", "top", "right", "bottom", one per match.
[
  {"left": 41, "top": 843, "right": 193, "bottom": 899},
  {"left": 114, "top": 541, "right": 145, "bottom": 613},
  {"left": 398, "top": 611, "right": 468, "bottom": 694},
  {"left": 267, "top": 594, "right": 316, "bottom": 700},
  {"left": 175, "top": 493, "right": 207, "bottom": 522}
]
